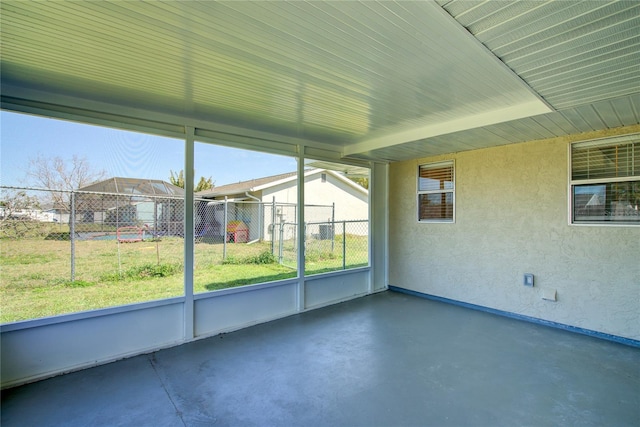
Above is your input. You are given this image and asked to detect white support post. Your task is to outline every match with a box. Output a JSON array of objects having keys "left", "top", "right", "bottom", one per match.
[
  {"left": 296, "top": 148, "right": 305, "bottom": 311},
  {"left": 184, "top": 127, "right": 195, "bottom": 340},
  {"left": 370, "top": 162, "right": 389, "bottom": 293}
]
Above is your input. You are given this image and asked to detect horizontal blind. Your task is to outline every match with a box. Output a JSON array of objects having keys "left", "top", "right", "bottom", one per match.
[
  {"left": 572, "top": 140, "right": 639, "bottom": 181},
  {"left": 419, "top": 194, "right": 453, "bottom": 221},
  {"left": 418, "top": 162, "right": 454, "bottom": 191}
]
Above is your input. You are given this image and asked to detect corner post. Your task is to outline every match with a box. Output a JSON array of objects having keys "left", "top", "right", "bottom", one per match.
[{"left": 184, "top": 127, "right": 195, "bottom": 340}]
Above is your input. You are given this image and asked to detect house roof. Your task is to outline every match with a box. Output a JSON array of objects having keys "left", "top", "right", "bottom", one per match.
[
  {"left": 1, "top": 1, "right": 638, "bottom": 162},
  {"left": 198, "top": 172, "right": 297, "bottom": 198},
  {"left": 198, "top": 169, "right": 366, "bottom": 198},
  {"left": 78, "top": 177, "right": 184, "bottom": 196}
]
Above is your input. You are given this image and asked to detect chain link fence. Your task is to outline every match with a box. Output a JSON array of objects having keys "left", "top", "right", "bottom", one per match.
[
  {"left": 1, "top": 187, "right": 368, "bottom": 273},
  {"left": 271, "top": 220, "right": 369, "bottom": 272},
  {"left": 0, "top": 187, "right": 185, "bottom": 286},
  {"left": 1, "top": 186, "right": 369, "bottom": 321},
  {"left": 304, "top": 219, "right": 369, "bottom": 273}
]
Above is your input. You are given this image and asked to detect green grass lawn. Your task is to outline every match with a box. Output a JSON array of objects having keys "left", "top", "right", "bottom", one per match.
[{"left": 0, "top": 234, "right": 368, "bottom": 323}]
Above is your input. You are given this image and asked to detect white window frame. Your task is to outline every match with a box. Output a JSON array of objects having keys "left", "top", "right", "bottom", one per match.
[
  {"left": 417, "top": 160, "right": 455, "bottom": 223},
  {"left": 569, "top": 134, "right": 639, "bottom": 226}
]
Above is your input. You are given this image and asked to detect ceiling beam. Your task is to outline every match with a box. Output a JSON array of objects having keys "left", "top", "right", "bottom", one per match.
[{"left": 343, "top": 100, "right": 552, "bottom": 157}]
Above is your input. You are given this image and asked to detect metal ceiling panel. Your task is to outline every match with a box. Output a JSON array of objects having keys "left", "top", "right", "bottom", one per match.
[
  {"left": 1, "top": 0, "right": 639, "bottom": 162},
  {"left": 1, "top": 0, "right": 549, "bottom": 155},
  {"left": 439, "top": 0, "right": 640, "bottom": 111},
  {"left": 608, "top": 95, "right": 640, "bottom": 126},
  {"left": 558, "top": 107, "right": 603, "bottom": 134}
]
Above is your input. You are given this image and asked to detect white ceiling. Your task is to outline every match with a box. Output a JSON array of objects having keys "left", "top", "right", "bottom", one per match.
[{"left": 1, "top": 1, "right": 639, "bottom": 162}]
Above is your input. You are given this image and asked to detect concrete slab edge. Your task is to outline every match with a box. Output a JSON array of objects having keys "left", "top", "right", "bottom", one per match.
[{"left": 388, "top": 286, "right": 640, "bottom": 348}]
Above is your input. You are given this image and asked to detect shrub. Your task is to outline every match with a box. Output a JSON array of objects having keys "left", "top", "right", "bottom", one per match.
[
  {"left": 222, "top": 250, "right": 276, "bottom": 265},
  {"left": 127, "top": 263, "right": 182, "bottom": 279},
  {"left": 1, "top": 220, "right": 60, "bottom": 240},
  {"left": 251, "top": 250, "right": 277, "bottom": 265},
  {"left": 305, "top": 249, "right": 337, "bottom": 262},
  {"left": 101, "top": 263, "right": 183, "bottom": 281},
  {"left": 222, "top": 254, "right": 239, "bottom": 265},
  {"left": 62, "top": 280, "right": 95, "bottom": 288},
  {"left": 44, "top": 232, "right": 71, "bottom": 240}
]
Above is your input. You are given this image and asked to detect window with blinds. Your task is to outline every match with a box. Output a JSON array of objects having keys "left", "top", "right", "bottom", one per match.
[
  {"left": 418, "top": 161, "right": 454, "bottom": 222},
  {"left": 570, "top": 135, "right": 639, "bottom": 225}
]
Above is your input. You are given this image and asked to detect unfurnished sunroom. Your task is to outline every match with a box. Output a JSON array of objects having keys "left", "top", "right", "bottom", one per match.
[{"left": 0, "top": 0, "right": 638, "bottom": 413}]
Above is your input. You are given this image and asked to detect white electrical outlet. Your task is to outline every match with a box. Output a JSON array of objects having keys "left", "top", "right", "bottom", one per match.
[{"left": 524, "top": 273, "right": 534, "bottom": 287}]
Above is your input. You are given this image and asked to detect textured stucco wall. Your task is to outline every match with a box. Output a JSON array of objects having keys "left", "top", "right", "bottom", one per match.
[
  {"left": 264, "top": 173, "right": 368, "bottom": 222},
  {"left": 389, "top": 135, "right": 640, "bottom": 340}
]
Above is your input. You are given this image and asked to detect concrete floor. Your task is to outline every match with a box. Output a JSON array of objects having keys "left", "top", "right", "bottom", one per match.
[{"left": 2, "top": 291, "right": 639, "bottom": 427}]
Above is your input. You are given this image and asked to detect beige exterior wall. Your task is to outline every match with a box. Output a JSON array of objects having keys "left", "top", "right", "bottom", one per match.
[
  {"left": 305, "top": 173, "right": 368, "bottom": 222},
  {"left": 255, "top": 171, "right": 369, "bottom": 240},
  {"left": 389, "top": 132, "right": 640, "bottom": 340},
  {"left": 264, "top": 172, "right": 368, "bottom": 223}
]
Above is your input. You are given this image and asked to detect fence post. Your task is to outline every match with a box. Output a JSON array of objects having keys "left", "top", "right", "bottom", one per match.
[
  {"left": 278, "top": 222, "right": 284, "bottom": 264},
  {"left": 223, "top": 196, "right": 228, "bottom": 261},
  {"left": 258, "top": 201, "right": 263, "bottom": 241},
  {"left": 302, "top": 222, "right": 307, "bottom": 264},
  {"left": 271, "top": 197, "right": 276, "bottom": 255},
  {"left": 293, "top": 218, "right": 297, "bottom": 253},
  {"left": 115, "top": 195, "right": 119, "bottom": 231},
  {"left": 70, "top": 191, "right": 76, "bottom": 282},
  {"left": 101, "top": 195, "right": 105, "bottom": 232},
  {"left": 153, "top": 198, "right": 158, "bottom": 237},
  {"left": 331, "top": 203, "right": 335, "bottom": 252},
  {"left": 342, "top": 220, "right": 346, "bottom": 270}
]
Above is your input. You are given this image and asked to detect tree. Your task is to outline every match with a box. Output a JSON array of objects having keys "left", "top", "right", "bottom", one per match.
[
  {"left": 25, "top": 154, "right": 107, "bottom": 213},
  {"left": 0, "top": 190, "right": 43, "bottom": 239},
  {"left": 195, "top": 176, "right": 214, "bottom": 192},
  {"left": 348, "top": 177, "right": 369, "bottom": 190},
  {"left": 169, "top": 170, "right": 214, "bottom": 192},
  {"left": 169, "top": 169, "right": 185, "bottom": 189}
]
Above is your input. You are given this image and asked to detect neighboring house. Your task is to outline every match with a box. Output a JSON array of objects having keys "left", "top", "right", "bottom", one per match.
[
  {"left": 40, "top": 205, "right": 66, "bottom": 223},
  {"left": 197, "top": 169, "right": 368, "bottom": 241},
  {"left": 0, "top": 206, "right": 57, "bottom": 222},
  {"left": 76, "top": 177, "right": 185, "bottom": 234}
]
